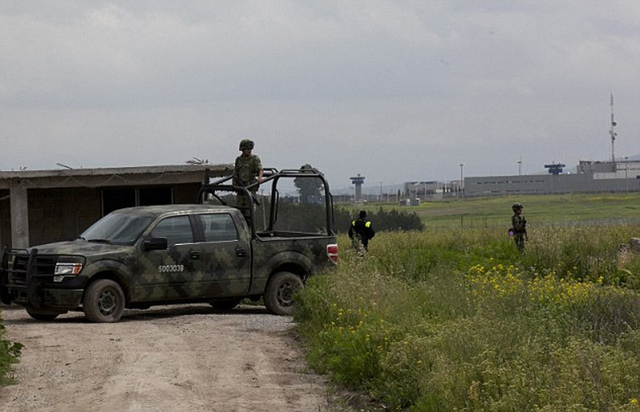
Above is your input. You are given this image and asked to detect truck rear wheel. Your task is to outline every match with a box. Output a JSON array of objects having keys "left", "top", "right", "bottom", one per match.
[
  {"left": 264, "top": 271, "right": 303, "bottom": 316},
  {"left": 83, "top": 279, "right": 125, "bottom": 323}
]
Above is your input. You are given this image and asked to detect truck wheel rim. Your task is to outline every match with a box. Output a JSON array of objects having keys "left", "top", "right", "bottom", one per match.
[
  {"left": 98, "top": 289, "right": 118, "bottom": 315},
  {"left": 278, "top": 282, "right": 295, "bottom": 305}
]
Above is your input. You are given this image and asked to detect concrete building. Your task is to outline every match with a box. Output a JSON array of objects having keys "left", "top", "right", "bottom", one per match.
[
  {"left": 578, "top": 159, "right": 640, "bottom": 179},
  {"left": 404, "top": 181, "right": 440, "bottom": 198},
  {"left": 464, "top": 160, "right": 640, "bottom": 198},
  {"left": 0, "top": 164, "right": 231, "bottom": 248}
]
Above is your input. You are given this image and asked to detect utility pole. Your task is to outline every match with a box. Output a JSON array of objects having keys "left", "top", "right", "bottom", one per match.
[
  {"left": 610, "top": 93, "right": 617, "bottom": 164},
  {"left": 625, "top": 156, "right": 629, "bottom": 193},
  {"left": 517, "top": 156, "right": 522, "bottom": 176},
  {"left": 459, "top": 163, "right": 465, "bottom": 199}
]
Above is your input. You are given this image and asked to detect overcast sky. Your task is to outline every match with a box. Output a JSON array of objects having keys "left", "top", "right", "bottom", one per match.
[{"left": 1, "top": 1, "right": 639, "bottom": 191}]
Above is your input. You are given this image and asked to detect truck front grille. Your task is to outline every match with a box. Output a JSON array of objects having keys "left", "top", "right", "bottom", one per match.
[{"left": 9, "top": 253, "right": 56, "bottom": 285}]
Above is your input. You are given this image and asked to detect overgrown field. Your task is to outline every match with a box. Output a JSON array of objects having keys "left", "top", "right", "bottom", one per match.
[{"left": 295, "top": 224, "right": 640, "bottom": 410}]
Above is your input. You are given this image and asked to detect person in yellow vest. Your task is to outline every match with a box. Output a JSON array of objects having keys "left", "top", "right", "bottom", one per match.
[{"left": 348, "top": 210, "right": 375, "bottom": 253}]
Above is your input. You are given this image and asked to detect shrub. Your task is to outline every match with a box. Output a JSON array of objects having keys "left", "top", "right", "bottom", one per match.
[{"left": 0, "top": 310, "right": 23, "bottom": 386}]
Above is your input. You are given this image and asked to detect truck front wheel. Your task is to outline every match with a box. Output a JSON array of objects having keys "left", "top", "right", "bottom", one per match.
[
  {"left": 0, "top": 272, "right": 12, "bottom": 305},
  {"left": 83, "top": 279, "right": 125, "bottom": 323},
  {"left": 26, "top": 308, "right": 59, "bottom": 321},
  {"left": 264, "top": 271, "right": 303, "bottom": 316},
  {"left": 210, "top": 298, "right": 242, "bottom": 311}
]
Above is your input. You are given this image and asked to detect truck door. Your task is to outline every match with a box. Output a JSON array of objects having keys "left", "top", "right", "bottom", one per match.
[
  {"left": 198, "top": 213, "right": 252, "bottom": 297},
  {"left": 137, "top": 215, "right": 203, "bottom": 301}
]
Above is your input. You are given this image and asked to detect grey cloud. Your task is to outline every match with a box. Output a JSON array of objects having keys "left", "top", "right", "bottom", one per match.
[{"left": 1, "top": 1, "right": 639, "bottom": 188}]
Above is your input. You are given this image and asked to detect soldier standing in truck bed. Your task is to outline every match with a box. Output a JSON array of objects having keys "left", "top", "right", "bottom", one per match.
[{"left": 233, "top": 139, "right": 263, "bottom": 221}]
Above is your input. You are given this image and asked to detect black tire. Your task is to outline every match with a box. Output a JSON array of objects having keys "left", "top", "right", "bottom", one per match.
[
  {"left": 83, "top": 279, "right": 125, "bottom": 323},
  {"left": 209, "top": 299, "right": 242, "bottom": 311},
  {"left": 0, "top": 272, "right": 12, "bottom": 305},
  {"left": 26, "top": 308, "right": 59, "bottom": 321},
  {"left": 264, "top": 271, "right": 303, "bottom": 316}
]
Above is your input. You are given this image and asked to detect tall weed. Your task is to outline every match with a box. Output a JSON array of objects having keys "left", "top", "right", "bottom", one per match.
[
  {"left": 296, "top": 227, "right": 640, "bottom": 410},
  {"left": 524, "top": 224, "right": 640, "bottom": 287},
  {"left": 366, "top": 230, "right": 516, "bottom": 283}
]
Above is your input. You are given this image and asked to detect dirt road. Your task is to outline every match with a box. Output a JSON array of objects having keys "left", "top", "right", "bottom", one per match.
[{"left": 0, "top": 304, "right": 333, "bottom": 412}]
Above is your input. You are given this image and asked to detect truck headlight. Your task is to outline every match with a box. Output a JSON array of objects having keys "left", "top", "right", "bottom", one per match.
[{"left": 54, "top": 262, "right": 83, "bottom": 282}]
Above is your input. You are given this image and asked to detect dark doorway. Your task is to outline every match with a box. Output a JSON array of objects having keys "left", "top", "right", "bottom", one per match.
[
  {"left": 140, "top": 187, "right": 172, "bottom": 206},
  {"left": 102, "top": 187, "right": 172, "bottom": 215}
]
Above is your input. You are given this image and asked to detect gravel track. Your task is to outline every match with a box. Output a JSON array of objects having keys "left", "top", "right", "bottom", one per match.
[{"left": 0, "top": 304, "right": 332, "bottom": 412}]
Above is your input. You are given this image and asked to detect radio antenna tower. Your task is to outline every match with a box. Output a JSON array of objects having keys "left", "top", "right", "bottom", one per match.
[{"left": 609, "top": 93, "right": 617, "bottom": 164}]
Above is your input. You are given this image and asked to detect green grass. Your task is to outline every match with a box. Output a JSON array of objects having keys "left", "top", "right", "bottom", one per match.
[
  {"left": 343, "top": 192, "right": 640, "bottom": 231},
  {"left": 295, "top": 221, "right": 640, "bottom": 410}
]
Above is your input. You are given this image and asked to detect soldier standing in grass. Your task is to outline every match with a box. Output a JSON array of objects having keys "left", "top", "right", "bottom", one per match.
[
  {"left": 511, "top": 202, "right": 527, "bottom": 252},
  {"left": 233, "top": 139, "right": 263, "bottom": 221},
  {"left": 349, "top": 210, "right": 375, "bottom": 254}
]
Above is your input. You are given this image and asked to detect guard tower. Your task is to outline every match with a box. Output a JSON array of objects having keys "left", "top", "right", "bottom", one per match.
[
  {"left": 350, "top": 174, "right": 365, "bottom": 202},
  {"left": 544, "top": 162, "right": 565, "bottom": 175}
]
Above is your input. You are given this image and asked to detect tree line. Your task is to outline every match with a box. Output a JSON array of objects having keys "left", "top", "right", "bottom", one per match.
[{"left": 291, "top": 164, "right": 424, "bottom": 233}]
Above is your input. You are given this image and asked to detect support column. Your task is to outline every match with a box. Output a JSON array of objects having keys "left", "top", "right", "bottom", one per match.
[{"left": 10, "top": 181, "right": 29, "bottom": 248}]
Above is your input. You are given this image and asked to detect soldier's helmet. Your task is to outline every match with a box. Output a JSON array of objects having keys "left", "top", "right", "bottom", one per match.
[
  {"left": 239, "top": 139, "right": 255, "bottom": 151},
  {"left": 512, "top": 202, "right": 523, "bottom": 212}
]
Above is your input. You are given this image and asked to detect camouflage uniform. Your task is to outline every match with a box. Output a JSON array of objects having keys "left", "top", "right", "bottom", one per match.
[
  {"left": 232, "top": 140, "right": 262, "bottom": 220},
  {"left": 511, "top": 203, "right": 527, "bottom": 253},
  {"left": 232, "top": 154, "right": 262, "bottom": 188}
]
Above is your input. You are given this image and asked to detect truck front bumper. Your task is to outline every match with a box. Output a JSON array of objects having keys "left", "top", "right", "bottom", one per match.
[
  {"left": 10, "top": 284, "right": 84, "bottom": 310},
  {"left": 2, "top": 247, "right": 87, "bottom": 310}
]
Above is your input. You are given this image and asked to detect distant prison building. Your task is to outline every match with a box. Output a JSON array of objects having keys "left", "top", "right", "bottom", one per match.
[{"left": 464, "top": 159, "right": 640, "bottom": 197}]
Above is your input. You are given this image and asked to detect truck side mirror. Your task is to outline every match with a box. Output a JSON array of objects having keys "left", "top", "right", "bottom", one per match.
[{"left": 143, "top": 237, "right": 168, "bottom": 251}]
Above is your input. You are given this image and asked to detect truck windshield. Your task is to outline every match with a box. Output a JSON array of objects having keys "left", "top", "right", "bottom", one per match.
[{"left": 80, "top": 213, "right": 154, "bottom": 246}]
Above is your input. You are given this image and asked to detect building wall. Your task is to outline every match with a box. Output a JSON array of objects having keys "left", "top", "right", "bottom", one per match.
[
  {"left": 0, "top": 164, "right": 229, "bottom": 248},
  {"left": 466, "top": 173, "right": 640, "bottom": 197},
  {"left": 1, "top": 182, "right": 205, "bottom": 247}
]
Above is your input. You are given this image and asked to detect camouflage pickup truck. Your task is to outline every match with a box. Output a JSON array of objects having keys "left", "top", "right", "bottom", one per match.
[{"left": 0, "top": 168, "right": 338, "bottom": 322}]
